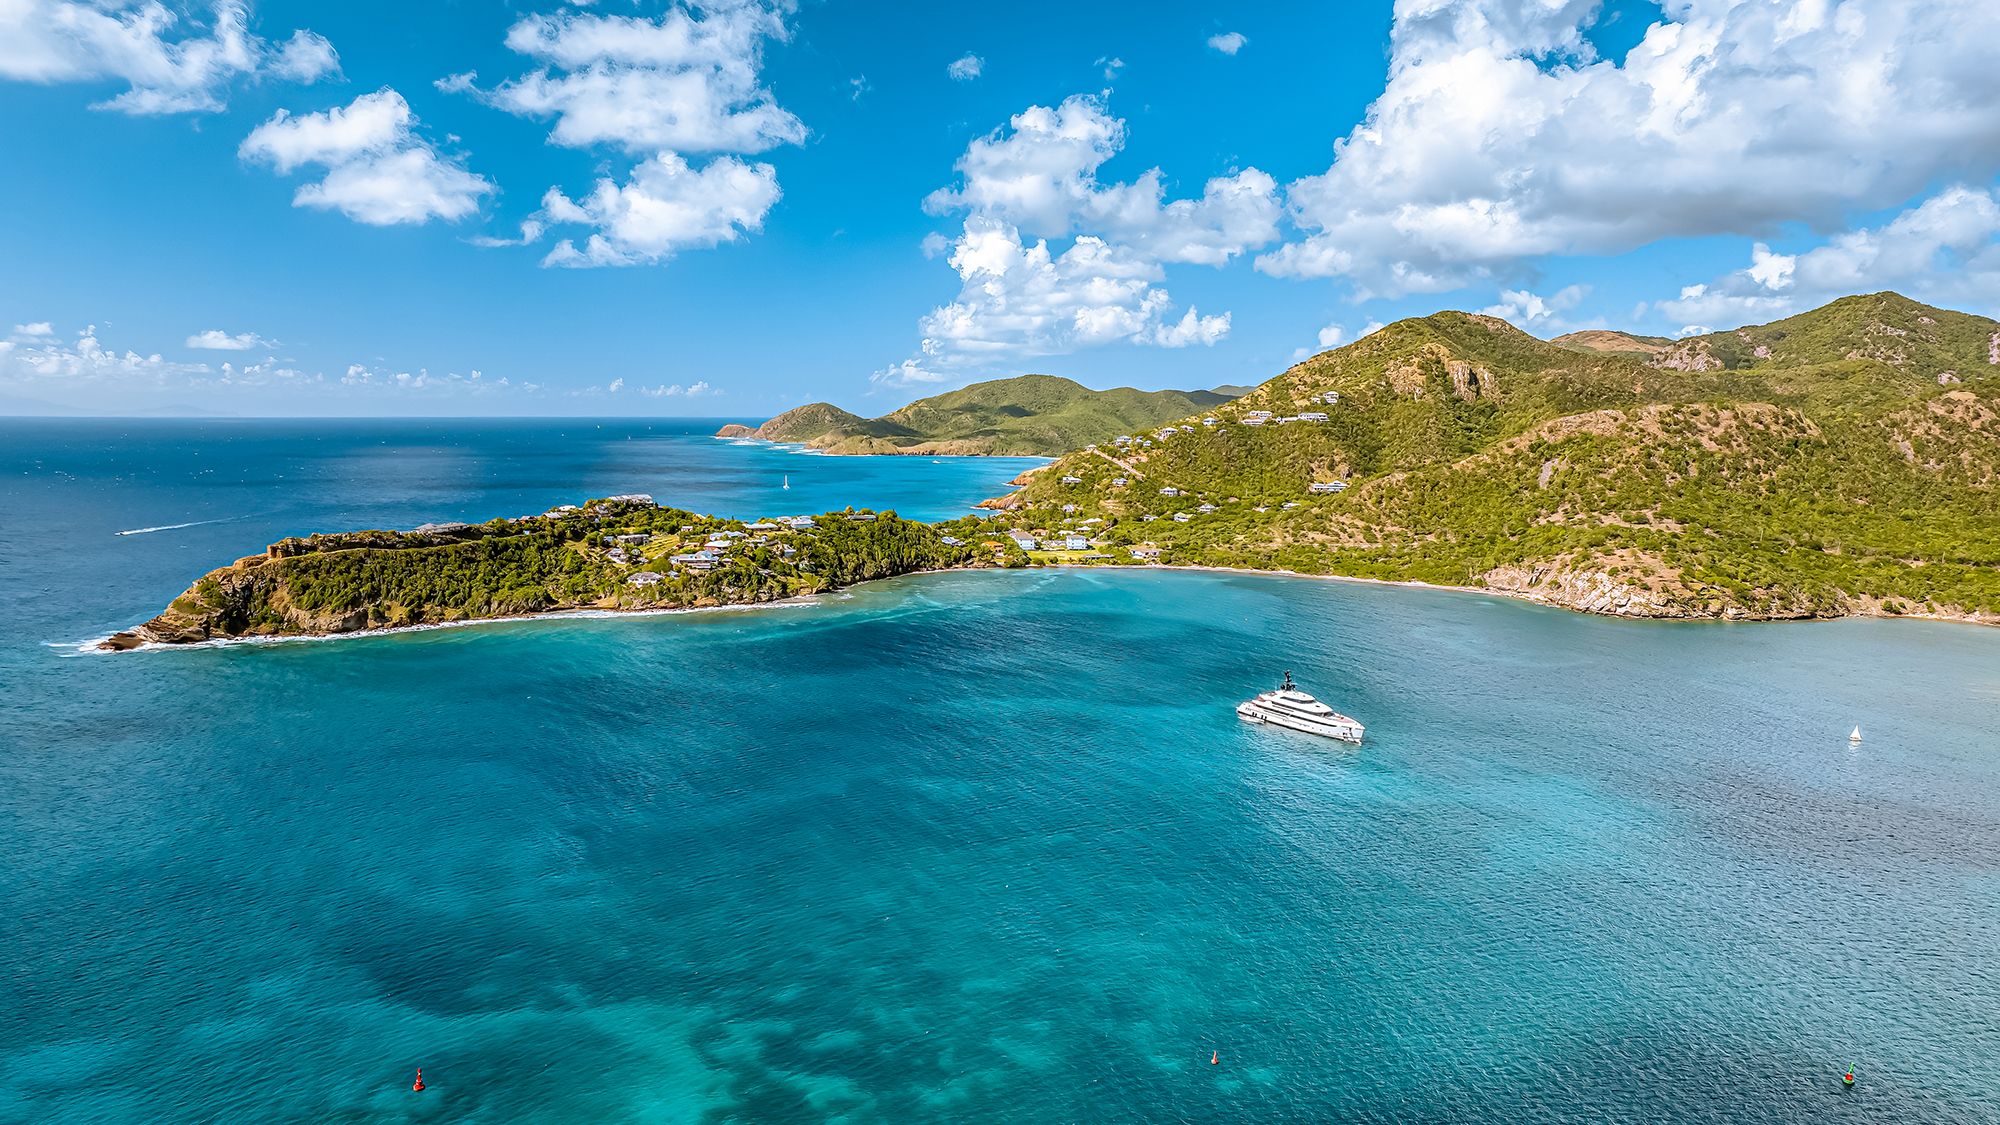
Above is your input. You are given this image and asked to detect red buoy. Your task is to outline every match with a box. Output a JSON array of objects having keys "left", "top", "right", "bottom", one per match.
[{"left": 412, "top": 1068, "right": 426, "bottom": 1093}]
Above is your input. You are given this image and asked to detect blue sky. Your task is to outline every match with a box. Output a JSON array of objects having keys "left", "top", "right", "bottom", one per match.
[{"left": 3, "top": 0, "right": 1999, "bottom": 417}]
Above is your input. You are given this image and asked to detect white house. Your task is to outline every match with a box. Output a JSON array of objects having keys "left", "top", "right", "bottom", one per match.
[
  {"left": 629, "top": 571, "right": 663, "bottom": 587},
  {"left": 1308, "top": 481, "right": 1349, "bottom": 493}
]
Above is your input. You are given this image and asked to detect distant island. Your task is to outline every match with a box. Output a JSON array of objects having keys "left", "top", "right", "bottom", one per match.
[
  {"left": 716, "top": 373, "right": 1238, "bottom": 456},
  {"left": 108, "top": 291, "right": 2000, "bottom": 646}
]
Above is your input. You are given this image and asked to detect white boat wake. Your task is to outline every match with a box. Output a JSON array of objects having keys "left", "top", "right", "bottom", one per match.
[{"left": 115, "top": 516, "right": 244, "bottom": 536}]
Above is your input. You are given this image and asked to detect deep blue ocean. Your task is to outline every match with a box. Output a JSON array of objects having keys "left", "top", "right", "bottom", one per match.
[{"left": 4, "top": 418, "right": 1999, "bottom": 1124}]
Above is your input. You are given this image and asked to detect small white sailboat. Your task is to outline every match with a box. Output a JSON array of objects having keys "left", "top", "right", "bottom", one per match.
[
  {"left": 1849, "top": 726, "right": 1863, "bottom": 743},
  {"left": 782, "top": 474, "right": 790, "bottom": 491}
]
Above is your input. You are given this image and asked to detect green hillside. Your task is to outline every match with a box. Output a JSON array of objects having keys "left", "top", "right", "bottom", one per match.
[
  {"left": 994, "top": 294, "right": 2000, "bottom": 622},
  {"left": 1551, "top": 329, "right": 1672, "bottom": 357},
  {"left": 724, "top": 374, "right": 1237, "bottom": 456}
]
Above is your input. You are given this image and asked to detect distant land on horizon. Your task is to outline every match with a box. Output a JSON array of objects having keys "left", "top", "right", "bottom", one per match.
[{"left": 716, "top": 373, "right": 1241, "bottom": 456}]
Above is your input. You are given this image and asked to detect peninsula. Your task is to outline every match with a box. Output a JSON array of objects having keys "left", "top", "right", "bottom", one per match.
[
  {"left": 717, "top": 373, "right": 1237, "bottom": 456},
  {"left": 109, "top": 292, "right": 2000, "bottom": 645},
  {"left": 101, "top": 497, "right": 1017, "bottom": 649}
]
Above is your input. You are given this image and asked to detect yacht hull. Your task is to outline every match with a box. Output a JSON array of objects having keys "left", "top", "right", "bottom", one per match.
[{"left": 1236, "top": 701, "right": 1363, "bottom": 743}]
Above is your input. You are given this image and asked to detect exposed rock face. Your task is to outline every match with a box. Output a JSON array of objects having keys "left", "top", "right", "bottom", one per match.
[
  {"left": 715, "top": 423, "right": 757, "bottom": 437},
  {"left": 1653, "top": 339, "right": 1723, "bottom": 372},
  {"left": 1482, "top": 561, "right": 1693, "bottom": 618}
]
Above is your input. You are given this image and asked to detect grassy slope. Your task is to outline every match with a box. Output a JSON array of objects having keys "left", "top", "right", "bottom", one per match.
[
  {"left": 1001, "top": 296, "right": 2000, "bottom": 620},
  {"left": 745, "top": 374, "right": 1235, "bottom": 455}
]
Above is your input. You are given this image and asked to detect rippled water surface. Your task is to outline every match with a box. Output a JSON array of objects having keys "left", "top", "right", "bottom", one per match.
[{"left": 4, "top": 420, "right": 1999, "bottom": 1123}]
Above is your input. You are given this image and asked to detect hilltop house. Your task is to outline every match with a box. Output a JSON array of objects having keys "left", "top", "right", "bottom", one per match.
[
  {"left": 1308, "top": 481, "right": 1349, "bottom": 494},
  {"left": 1129, "top": 546, "right": 1161, "bottom": 560},
  {"left": 628, "top": 571, "right": 663, "bottom": 587},
  {"left": 787, "top": 516, "right": 817, "bottom": 529}
]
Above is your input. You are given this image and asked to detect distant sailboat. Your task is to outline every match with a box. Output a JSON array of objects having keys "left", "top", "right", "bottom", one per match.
[
  {"left": 1849, "top": 726, "right": 1863, "bottom": 743},
  {"left": 782, "top": 474, "right": 790, "bottom": 491}
]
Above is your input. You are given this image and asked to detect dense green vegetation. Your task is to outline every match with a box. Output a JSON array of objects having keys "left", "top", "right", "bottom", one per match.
[
  {"left": 123, "top": 498, "right": 1016, "bottom": 645},
  {"left": 992, "top": 293, "right": 2000, "bottom": 620},
  {"left": 731, "top": 373, "right": 1238, "bottom": 455}
]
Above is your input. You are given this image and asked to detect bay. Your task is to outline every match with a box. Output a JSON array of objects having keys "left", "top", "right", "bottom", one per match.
[{"left": 3, "top": 420, "right": 1998, "bottom": 1123}]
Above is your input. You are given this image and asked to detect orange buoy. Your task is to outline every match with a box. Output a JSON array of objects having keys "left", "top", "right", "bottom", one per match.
[
  {"left": 412, "top": 1068, "right": 426, "bottom": 1092},
  {"left": 1211, "top": 1051, "right": 1219, "bottom": 1066}
]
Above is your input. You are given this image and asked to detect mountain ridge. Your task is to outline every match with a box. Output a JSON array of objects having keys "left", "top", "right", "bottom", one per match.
[
  {"left": 719, "top": 373, "right": 1239, "bottom": 456},
  {"left": 989, "top": 292, "right": 2000, "bottom": 622}
]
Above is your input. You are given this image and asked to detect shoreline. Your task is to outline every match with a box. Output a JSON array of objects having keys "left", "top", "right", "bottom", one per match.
[
  {"left": 715, "top": 433, "right": 1057, "bottom": 461},
  {"left": 80, "top": 594, "right": 834, "bottom": 655},
  {"left": 87, "top": 559, "right": 1997, "bottom": 655},
  {"left": 1105, "top": 561, "right": 2000, "bottom": 629}
]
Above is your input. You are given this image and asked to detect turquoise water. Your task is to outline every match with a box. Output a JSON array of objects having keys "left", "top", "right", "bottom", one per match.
[{"left": 4, "top": 421, "right": 2000, "bottom": 1123}]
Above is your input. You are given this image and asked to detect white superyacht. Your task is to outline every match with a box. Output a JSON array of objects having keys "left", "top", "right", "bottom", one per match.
[{"left": 1236, "top": 671, "right": 1365, "bottom": 743}]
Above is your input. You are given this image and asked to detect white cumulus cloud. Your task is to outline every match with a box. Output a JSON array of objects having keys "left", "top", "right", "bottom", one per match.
[
  {"left": 881, "top": 95, "right": 1264, "bottom": 385},
  {"left": 923, "top": 94, "right": 1279, "bottom": 266},
  {"left": 1655, "top": 185, "right": 2000, "bottom": 328},
  {"left": 947, "top": 53, "right": 983, "bottom": 81},
  {"left": 1477, "top": 285, "right": 1588, "bottom": 327},
  {"left": 186, "top": 328, "right": 268, "bottom": 350},
  {"left": 1256, "top": 0, "right": 2000, "bottom": 297},
  {"left": 640, "top": 380, "right": 713, "bottom": 397},
  {"left": 539, "top": 153, "right": 781, "bottom": 267},
  {"left": 482, "top": 3, "right": 803, "bottom": 155},
  {"left": 0, "top": 0, "right": 337, "bottom": 114},
  {"left": 1206, "top": 31, "right": 1247, "bottom": 55},
  {"left": 241, "top": 89, "right": 494, "bottom": 226}
]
